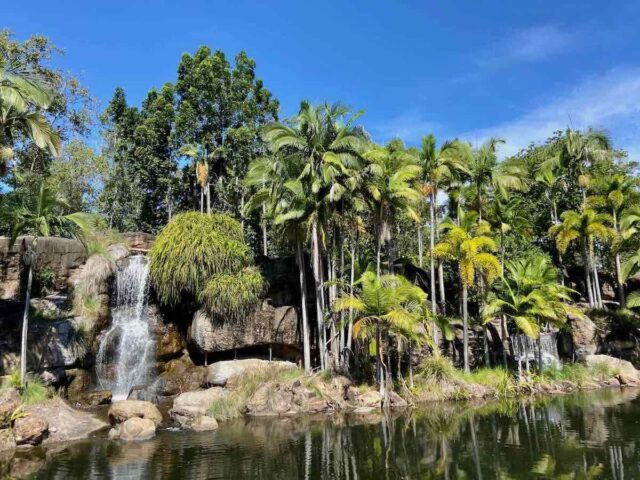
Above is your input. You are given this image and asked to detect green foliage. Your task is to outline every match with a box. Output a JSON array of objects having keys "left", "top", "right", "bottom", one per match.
[
  {"left": 2, "top": 371, "right": 49, "bottom": 405},
  {"left": 456, "top": 367, "right": 516, "bottom": 397},
  {"left": 418, "top": 355, "right": 456, "bottom": 383},
  {"left": 199, "top": 267, "right": 264, "bottom": 322},
  {"left": 150, "top": 211, "right": 262, "bottom": 322},
  {"left": 541, "top": 363, "right": 590, "bottom": 386}
]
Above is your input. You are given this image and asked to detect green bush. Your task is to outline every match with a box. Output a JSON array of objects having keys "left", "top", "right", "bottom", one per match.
[
  {"left": 199, "top": 267, "right": 264, "bottom": 322},
  {"left": 149, "top": 212, "right": 257, "bottom": 311},
  {"left": 542, "top": 363, "right": 589, "bottom": 385},
  {"left": 2, "top": 371, "right": 49, "bottom": 406},
  {"left": 418, "top": 355, "right": 455, "bottom": 383},
  {"left": 457, "top": 367, "right": 516, "bottom": 397}
]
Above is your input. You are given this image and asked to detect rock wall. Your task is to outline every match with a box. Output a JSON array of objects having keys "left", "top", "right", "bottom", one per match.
[{"left": 0, "top": 236, "right": 86, "bottom": 300}]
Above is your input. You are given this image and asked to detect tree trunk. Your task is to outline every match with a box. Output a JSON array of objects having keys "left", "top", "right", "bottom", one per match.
[
  {"left": 613, "top": 210, "right": 626, "bottom": 306},
  {"left": 20, "top": 238, "right": 37, "bottom": 386},
  {"left": 434, "top": 194, "right": 446, "bottom": 314},
  {"left": 429, "top": 192, "right": 437, "bottom": 317},
  {"left": 583, "top": 244, "right": 595, "bottom": 308},
  {"left": 593, "top": 266, "right": 603, "bottom": 308},
  {"left": 417, "top": 227, "right": 423, "bottom": 268},
  {"left": 376, "top": 229, "right": 382, "bottom": 278},
  {"left": 200, "top": 187, "right": 204, "bottom": 213},
  {"left": 462, "top": 285, "right": 470, "bottom": 373},
  {"left": 296, "top": 242, "right": 311, "bottom": 374},
  {"left": 261, "top": 203, "right": 268, "bottom": 256},
  {"left": 346, "top": 244, "right": 355, "bottom": 353},
  {"left": 312, "top": 221, "right": 326, "bottom": 371},
  {"left": 376, "top": 327, "right": 384, "bottom": 395},
  {"left": 206, "top": 182, "right": 211, "bottom": 214}
]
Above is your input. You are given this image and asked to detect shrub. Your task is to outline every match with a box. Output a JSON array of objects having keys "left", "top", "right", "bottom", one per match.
[
  {"left": 149, "top": 211, "right": 263, "bottom": 321},
  {"left": 589, "top": 361, "right": 621, "bottom": 382},
  {"left": 2, "top": 372, "right": 49, "bottom": 405},
  {"left": 542, "top": 363, "right": 589, "bottom": 386},
  {"left": 457, "top": 367, "right": 516, "bottom": 397},
  {"left": 418, "top": 355, "right": 455, "bottom": 382}
]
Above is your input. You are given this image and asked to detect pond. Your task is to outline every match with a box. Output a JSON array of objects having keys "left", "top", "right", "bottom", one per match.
[{"left": 6, "top": 388, "right": 640, "bottom": 479}]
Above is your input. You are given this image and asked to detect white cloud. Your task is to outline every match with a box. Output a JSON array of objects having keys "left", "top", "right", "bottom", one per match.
[
  {"left": 477, "top": 25, "right": 578, "bottom": 68},
  {"left": 462, "top": 68, "right": 640, "bottom": 158},
  {"left": 368, "top": 109, "right": 440, "bottom": 144}
]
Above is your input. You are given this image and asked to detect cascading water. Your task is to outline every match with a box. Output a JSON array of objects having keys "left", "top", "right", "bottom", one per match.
[
  {"left": 96, "top": 255, "right": 155, "bottom": 400},
  {"left": 512, "top": 331, "right": 560, "bottom": 376}
]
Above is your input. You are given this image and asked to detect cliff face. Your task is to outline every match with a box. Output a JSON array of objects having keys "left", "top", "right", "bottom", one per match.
[{"left": 0, "top": 237, "right": 86, "bottom": 300}]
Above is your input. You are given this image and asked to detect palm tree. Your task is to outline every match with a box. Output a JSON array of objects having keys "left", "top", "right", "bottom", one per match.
[
  {"left": 0, "top": 58, "right": 60, "bottom": 175},
  {"left": 434, "top": 210, "right": 501, "bottom": 372},
  {"left": 362, "top": 139, "right": 421, "bottom": 276},
  {"left": 244, "top": 153, "right": 313, "bottom": 373},
  {"left": 415, "top": 135, "right": 468, "bottom": 316},
  {"left": 591, "top": 174, "right": 636, "bottom": 305},
  {"left": 549, "top": 207, "right": 614, "bottom": 308},
  {"left": 262, "top": 101, "right": 367, "bottom": 371},
  {"left": 179, "top": 143, "right": 211, "bottom": 214},
  {"left": 333, "top": 271, "right": 431, "bottom": 396},
  {"left": 468, "top": 138, "right": 528, "bottom": 222},
  {"left": 2, "top": 181, "right": 90, "bottom": 385},
  {"left": 483, "top": 254, "right": 582, "bottom": 371},
  {"left": 546, "top": 128, "right": 612, "bottom": 205}
]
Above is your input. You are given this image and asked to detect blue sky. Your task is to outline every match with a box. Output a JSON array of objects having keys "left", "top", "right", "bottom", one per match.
[{"left": 6, "top": 0, "right": 640, "bottom": 158}]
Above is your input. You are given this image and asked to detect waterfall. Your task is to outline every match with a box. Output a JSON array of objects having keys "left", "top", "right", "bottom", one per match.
[
  {"left": 512, "top": 332, "right": 560, "bottom": 375},
  {"left": 96, "top": 255, "right": 155, "bottom": 401}
]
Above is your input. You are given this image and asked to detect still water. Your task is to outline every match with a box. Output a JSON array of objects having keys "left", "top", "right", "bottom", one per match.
[{"left": 6, "top": 388, "right": 640, "bottom": 479}]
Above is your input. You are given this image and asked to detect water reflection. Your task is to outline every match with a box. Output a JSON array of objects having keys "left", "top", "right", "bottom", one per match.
[{"left": 6, "top": 388, "right": 640, "bottom": 479}]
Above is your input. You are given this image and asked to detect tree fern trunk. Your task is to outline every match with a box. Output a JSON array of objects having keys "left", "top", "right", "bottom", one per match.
[
  {"left": 296, "top": 242, "right": 311, "bottom": 374},
  {"left": 463, "top": 285, "right": 470, "bottom": 373}
]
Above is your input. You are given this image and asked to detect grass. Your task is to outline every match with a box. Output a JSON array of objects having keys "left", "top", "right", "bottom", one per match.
[
  {"left": 208, "top": 365, "right": 305, "bottom": 421},
  {"left": 456, "top": 367, "right": 516, "bottom": 397},
  {"left": 2, "top": 371, "right": 49, "bottom": 406}
]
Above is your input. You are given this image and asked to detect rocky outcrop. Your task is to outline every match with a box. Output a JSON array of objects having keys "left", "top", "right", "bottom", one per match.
[
  {"left": 123, "top": 232, "right": 155, "bottom": 252},
  {"left": 191, "top": 415, "right": 218, "bottom": 431},
  {"left": 12, "top": 416, "right": 48, "bottom": 445},
  {"left": 147, "top": 305, "right": 186, "bottom": 362},
  {"left": 119, "top": 417, "right": 156, "bottom": 441},
  {"left": 206, "top": 359, "right": 296, "bottom": 387},
  {"left": 0, "top": 389, "right": 20, "bottom": 428},
  {"left": 585, "top": 354, "right": 640, "bottom": 385},
  {"left": 245, "top": 380, "right": 334, "bottom": 416},
  {"left": 568, "top": 312, "right": 598, "bottom": 360},
  {"left": 169, "top": 388, "right": 227, "bottom": 427},
  {"left": 157, "top": 354, "right": 208, "bottom": 396},
  {"left": 0, "top": 428, "right": 15, "bottom": 452},
  {"left": 0, "top": 236, "right": 86, "bottom": 300},
  {"left": 25, "top": 398, "right": 108, "bottom": 443},
  {"left": 108, "top": 400, "right": 163, "bottom": 427},
  {"left": 187, "top": 303, "right": 301, "bottom": 357}
]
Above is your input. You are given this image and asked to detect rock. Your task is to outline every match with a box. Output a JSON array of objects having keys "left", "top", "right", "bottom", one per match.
[
  {"left": 191, "top": 415, "right": 218, "bottom": 432},
  {"left": 0, "top": 388, "right": 21, "bottom": 428},
  {"left": 605, "top": 378, "right": 622, "bottom": 387},
  {"left": 187, "top": 305, "right": 301, "bottom": 360},
  {"left": 31, "top": 317, "right": 89, "bottom": 369},
  {"left": 568, "top": 312, "right": 598, "bottom": 360},
  {"left": 25, "top": 398, "right": 108, "bottom": 443},
  {"left": 0, "top": 236, "right": 86, "bottom": 301},
  {"left": 245, "top": 381, "right": 333, "bottom": 416},
  {"left": 119, "top": 417, "right": 156, "bottom": 442},
  {"left": 108, "top": 400, "right": 163, "bottom": 427},
  {"left": 0, "top": 428, "right": 15, "bottom": 451},
  {"left": 206, "top": 359, "right": 296, "bottom": 387},
  {"left": 108, "top": 427, "right": 120, "bottom": 440},
  {"left": 13, "top": 416, "right": 48, "bottom": 445},
  {"left": 30, "top": 295, "right": 67, "bottom": 319},
  {"left": 586, "top": 354, "right": 640, "bottom": 386},
  {"left": 106, "top": 243, "right": 129, "bottom": 262},
  {"left": 127, "top": 386, "right": 158, "bottom": 404},
  {"left": 66, "top": 368, "right": 91, "bottom": 401},
  {"left": 354, "top": 390, "right": 383, "bottom": 409},
  {"left": 83, "top": 390, "right": 112, "bottom": 406},
  {"left": 169, "top": 388, "right": 227, "bottom": 426},
  {"left": 148, "top": 305, "right": 185, "bottom": 361},
  {"left": 123, "top": 232, "right": 155, "bottom": 252},
  {"left": 9, "top": 456, "right": 45, "bottom": 478},
  {"left": 387, "top": 391, "right": 408, "bottom": 408},
  {"left": 157, "top": 355, "right": 208, "bottom": 396}
]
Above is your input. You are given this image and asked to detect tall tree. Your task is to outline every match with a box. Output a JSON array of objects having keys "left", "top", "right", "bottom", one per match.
[{"left": 434, "top": 210, "right": 500, "bottom": 372}]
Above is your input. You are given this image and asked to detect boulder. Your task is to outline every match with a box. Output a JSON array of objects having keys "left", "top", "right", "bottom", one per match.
[
  {"left": 108, "top": 400, "right": 163, "bottom": 427},
  {"left": 354, "top": 390, "right": 382, "bottom": 409},
  {"left": 169, "top": 388, "right": 227, "bottom": 427},
  {"left": 585, "top": 354, "right": 640, "bottom": 386},
  {"left": 13, "top": 416, "right": 48, "bottom": 445},
  {"left": 30, "top": 295, "right": 67, "bottom": 319},
  {"left": 123, "top": 232, "right": 155, "bottom": 252},
  {"left": 0, "top": 388, "right": 21, "bottom": 428},
  {"left": 191, "top": 415, "right": 219, "bottom": 432},
  {"left": 0, "top": 428, "right": 15, "bottom": 451},
  {"left": 25, "top": 398, "right": 108, "bottom": 443},
  {"left": 157, "top": 355, "right": 208, "bottom": 396},
  {"left": 83, "top": 390, "right": 112, "bottom": 406},
  {"left": 207, "top": 359, "right": 297, "bottom": 387},
  {"left": 187, "top": 304, "right": 301, "bottom": 357},
  {"left": 127, "top": 386, "right": 159, "bottom": 404},
  {"left": 568, "top": 312, "right": 598, "bottom": 360},
  {"left": 119, "top": 417, "right": 156, "bottom": 442},
  {"left": 245, "top": 380, "right": 333, "bottom": 416},
  {"left": 66, "top": 368, "right": 91, "bottom": 401},
  {"left": 147, "top": 305, "right": 185, "bottom": 361}
]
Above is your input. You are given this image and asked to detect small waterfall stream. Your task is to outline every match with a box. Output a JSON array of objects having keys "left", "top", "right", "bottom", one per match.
[
  {"left": 96, "top": 255, "right": 155, "bottom": 400},
  {"left": 512, "top": 331, "right": 560, "bottom": 375}
]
